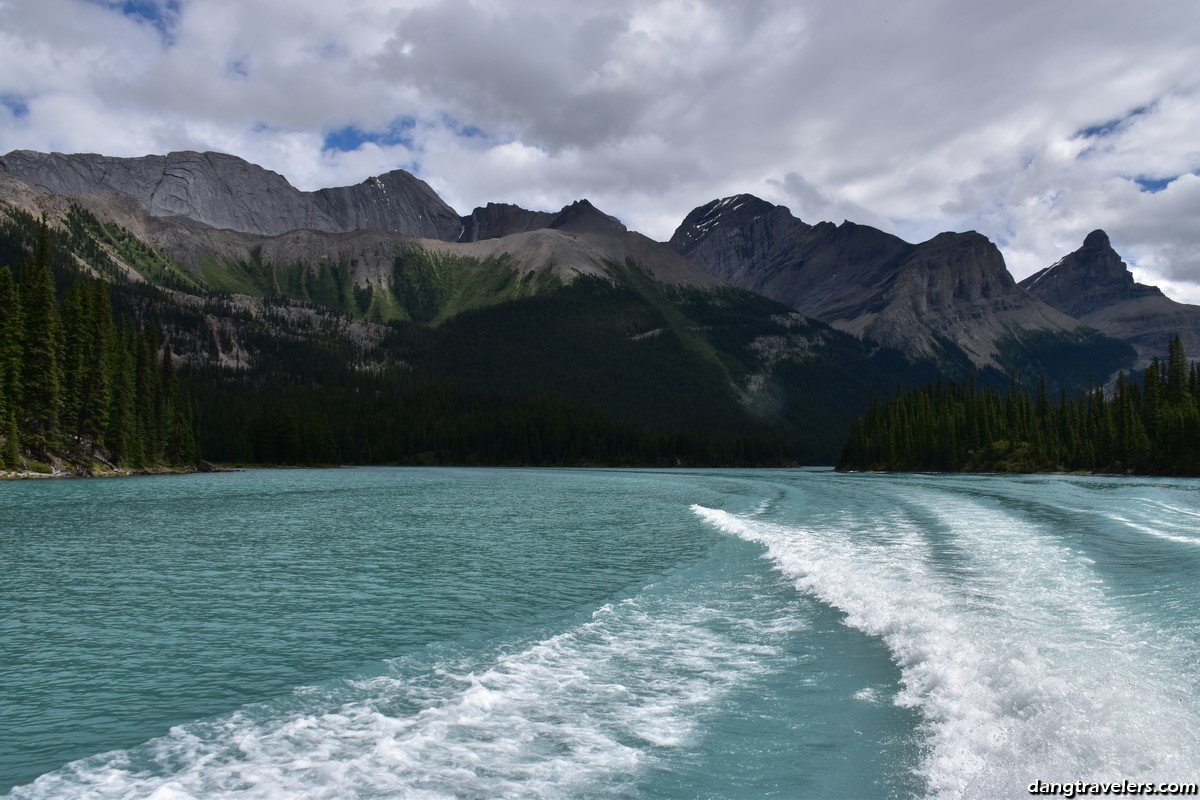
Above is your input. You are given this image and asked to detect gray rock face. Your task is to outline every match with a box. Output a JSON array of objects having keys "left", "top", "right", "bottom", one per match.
[
  {"left": 458, "top": 202, "right": 556, "bottom": 242},
  {"left": 0, "top": 149, "right": 463, "bottom": 239},
  {"left": 312, "top": 171, "right": 463, "bottom": 240},
  {"left": 547, "top": 199, "right": 628, "bottom": 236},
  {"left": 670, "top": 195, "right": 1079, "bottom": 365},
  {"left": 1021, "top": 231, "right": 1200, "bottom": 366},
  {"left": 458, "top": 198, "right": 629, "bottom": 242},
  {"left": 1019, "top": 230, "right": 1162, "bottom": 318},
  {"left": 670, "top": 194, "right": 809, "bottom": 288}
]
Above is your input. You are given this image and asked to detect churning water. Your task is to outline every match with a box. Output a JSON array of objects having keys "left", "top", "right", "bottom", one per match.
[{"left": 2, "top": 468, "right": 1198, "bottom": 798}]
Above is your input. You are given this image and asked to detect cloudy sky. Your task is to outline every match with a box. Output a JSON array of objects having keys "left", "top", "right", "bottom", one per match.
[{"left": 2, "top": 0, "right": 1198, "bottom": 298}]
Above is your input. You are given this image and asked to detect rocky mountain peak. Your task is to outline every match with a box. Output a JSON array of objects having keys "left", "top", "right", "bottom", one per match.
[
  {"left": 1083, "top": 229, "right": 1111, "bottom": 249},
  {"left": 0, "top": 149, "right": 463, "bottom": 240},
  {"left": 670, "top": 196, "right": 1081, "bottom": 365},
  {"left": 458, "top": 202, "right": 556, "bottom": 242},
  {"left": 312, "top": 168, "right": 462, "bottom": 240},
  {"left": 669, "top": 194, "right": 802, "bottom": 251},
  {"left": 548, "top": 199, "right": 628, "bottom": 236},
  {"left": 1019, "top": 229, "right": 1162, "bottom": 318},
  {"left": 668, "top": 195, "right": 809, "bottom": 289}
]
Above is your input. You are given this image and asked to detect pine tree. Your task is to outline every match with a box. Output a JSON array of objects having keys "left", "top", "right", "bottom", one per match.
[
  {"left": 1167, "top": 334, "right": 1190, "bottom": 406},
  {"left": 106, "top": 329, "right": 139, "bottom": 466},
  {"left": 2, "top": 410, "right": 19, "bottom": 470},
  {"left": 0, "top": 267, "right": 22, "bottom": 425},
  {"left": 135, "top": 324, "right": 162, "bottom": 464},
  {"left": 59, "top": 282, "right": 90, "bottom": 443},
  {"left": 76, "top": 282, "right": 113, "bottom": 447},
  {"left": 19, "top": 245, "right": 64, "bottom": 455}
]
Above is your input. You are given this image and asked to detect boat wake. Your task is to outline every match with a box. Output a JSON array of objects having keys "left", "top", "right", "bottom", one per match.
[{"left": 692, "top": 497, "right": 1200, "bottom": 800}]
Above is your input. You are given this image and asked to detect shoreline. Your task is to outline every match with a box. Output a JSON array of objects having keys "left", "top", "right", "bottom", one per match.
[{"left": 0, "top": 460, "right": 231, "bottom": 481}]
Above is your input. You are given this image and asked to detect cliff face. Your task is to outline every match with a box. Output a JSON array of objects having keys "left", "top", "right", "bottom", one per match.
[
  {"left": 670, "top": 195, "right": 809, "bottom": 289},
  {"left": 312, "top": 170, "right": 463, "bottom": 240},
  {"left": 1021, "top": 231, "right": 1200, "bottom": 366},
  {"left": 1020, "top": 230, "right": 1162, "bottom": 317},
  {"left": 458, "top": 202, "right": 556, "bottom": 242},
  {"left": 670, "top": 196, "right": 1078, "bottom": 366},
  {"left": 0, "top": 150, "right": 463, "bottom": 240}
]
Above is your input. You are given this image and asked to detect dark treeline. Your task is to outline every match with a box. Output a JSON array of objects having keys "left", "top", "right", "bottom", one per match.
[
  {"left": 193, "top": 364, "right": 792, "bottom": 468},
  {"left": 188, "top": 274, "right": 800, "bottom": 467},
  {"left": 839, "top": 335, "right": 1200, "bottom": 474},
  {"left": 0, "top": 225, "right": 199, "bottom": 474}
]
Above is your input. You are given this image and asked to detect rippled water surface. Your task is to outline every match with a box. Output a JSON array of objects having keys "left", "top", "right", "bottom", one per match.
[{"left": 2, "top": 468, "right": 1198, "bottom": 798}]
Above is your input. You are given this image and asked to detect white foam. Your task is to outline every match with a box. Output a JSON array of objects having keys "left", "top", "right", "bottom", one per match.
[
  {"left": 853, "top": 687, "right": 885, "bottom": 704},
  {"left": 12, "top": 588, "right": 805, "bottom": 800},
  {"left": 693, "top": 498, "right": 1200, "bottom": 800},
  {"left": 1106, "top": 512, "right": 1200, "bottom": 546}
]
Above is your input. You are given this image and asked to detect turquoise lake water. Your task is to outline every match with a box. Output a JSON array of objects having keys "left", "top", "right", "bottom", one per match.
[{"left": 2, "top": 467, "right": 1199, "bottom": 798}]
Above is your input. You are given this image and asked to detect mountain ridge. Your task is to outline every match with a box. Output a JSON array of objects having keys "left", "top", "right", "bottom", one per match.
[
  {"left": 1019, "top": 229, "right": 1200, "bottom": 367},
  {"left": 0, "top": 149, "right": 464, "bottom": 240},
  {"left": 0, "top": 150, "right": 1154, "bottom": 466},
  {"left": 0, "top": 150, "right": 1141, "bottom": 381},
  {"left": 669, "top": 193, "right": 1087, "bottom": 369}
]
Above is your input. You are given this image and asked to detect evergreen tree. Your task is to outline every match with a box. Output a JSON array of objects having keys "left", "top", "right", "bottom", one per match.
[
  {"left": 838, "top": 334, "right": 1200, "bottom": 475},
  {"left": 2, "top": 410, "right": 19, "bottom": 469},
  {"left": 106, "top": 329, "right": 139, "bottom": 466},
  {"left": 76, "top": 282, "right": 114, "bottom": 446},
  {"left": 19, "top": 249, "right": 64, "bottom": 454},
  {"left": 1168, "top": 334, "right": 1190, "bottom": 406},
  {"left": 0, "top": 266, "right": 22, "bottom": 424}
]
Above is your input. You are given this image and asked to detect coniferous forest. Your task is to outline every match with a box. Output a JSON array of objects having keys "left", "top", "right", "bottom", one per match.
[
  {"left": 838, "top": 335, "right": 1200, "bottom": 475},
  {"left": 0, "top": 225, "right": 199, "bottom": 475}
]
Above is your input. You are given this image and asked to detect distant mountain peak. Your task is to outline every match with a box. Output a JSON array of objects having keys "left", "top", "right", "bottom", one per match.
[
  {"left": 675, "top": 195, "right": 792, "bottom": 237},
  {"left": 670, "top": 198, "right": 1083, "bottom": 366},
  {"left": 548, "top": 199, "right": 627, "bottom": 235},
  {"left": 1019, "top": 230, "right": 1200, "bottom": 368},
  {"left": 1019, "top": 229, "right": 1162, "bottom": 318},
  {"left": 0, "top": 149, "right": 463, "bottom": 240},
  {"left": 457, "top": 202, "right": 555, "bottom": 242}
]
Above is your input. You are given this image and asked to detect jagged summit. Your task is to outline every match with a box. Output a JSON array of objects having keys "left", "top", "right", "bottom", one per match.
[
  {"left": 1021, "top": 231, "right": 1198, "bottom": 367},
  {"left": 669, "top": 196, "right": 1080, "bottom": 367},
  {"left": 670, "top": 194, "right": 809, "bottom": 290},
  {"left": 1019, "top": 229, "right": 1162, "bottom": 318},
  {"left": 458, "top": 198, "right": 631, "bottom": 243},
  {"left": 670, "top": 194, "right": 803, "bottom": 245},
  {"left": 458, "top": 202, "right": 555, "bottom": 242},
  {"left": 547, "top": 199, "right": 627, "bottom": 236}
]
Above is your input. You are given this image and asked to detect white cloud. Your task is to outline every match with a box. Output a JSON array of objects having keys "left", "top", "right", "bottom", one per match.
[{"left": 1, "top": 0, "right": 1199, "bottom": 301}]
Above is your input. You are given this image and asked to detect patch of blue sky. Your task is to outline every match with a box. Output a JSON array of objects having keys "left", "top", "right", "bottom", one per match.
[
  {"left": 322, "top": 118, "right": 417, "bottom": 153},
  {"left": 440, "top": 114, "right": 495, "bottom": 146},
  {"left": 86, "top": 0, "right": 180, "bottom": 39},
  {"left": 1074, "top": 104, "right": 1152, "bottom": 140},
  {"left": 1135, "top": 175, "right": 1174, "bottom": 193},
  {"left": 1, "top": 94, "right": 30, "bottom": 119}
]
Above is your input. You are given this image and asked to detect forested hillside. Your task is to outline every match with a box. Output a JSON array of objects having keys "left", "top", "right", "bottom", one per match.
[
  {"left": 0, "top": 220, "right": 198, "bottom": 475},
  {"left": 0, "top": 184, "right": 1146, "bottom": 471},
  {"left": 838, "top": 335, "right": 1200, "bottom": 474},
  {"left": 0, "top": 206, "right": 875, "bottom": 467},
  {"left": 189, "top": 272, "right": 946, "bottom": 466}
]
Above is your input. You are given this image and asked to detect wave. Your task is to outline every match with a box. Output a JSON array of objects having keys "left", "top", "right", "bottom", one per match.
[
  {"left": 1105, "top": 511, "right": 1200, "bottom": 546},
  {"left": 693, "top": 497, "right": 1200, "bottom": 800},
  {"left": 11, "top": 578, "right": 805, "bottom": 799}
]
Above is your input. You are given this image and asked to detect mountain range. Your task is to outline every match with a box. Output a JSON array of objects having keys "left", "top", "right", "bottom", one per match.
[
  {"left": 1, "top": 149, "right": 1191, "bottom": 464},
  {"left": 1018, "top": 229, "right": 1200, "bottom": 368}
]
